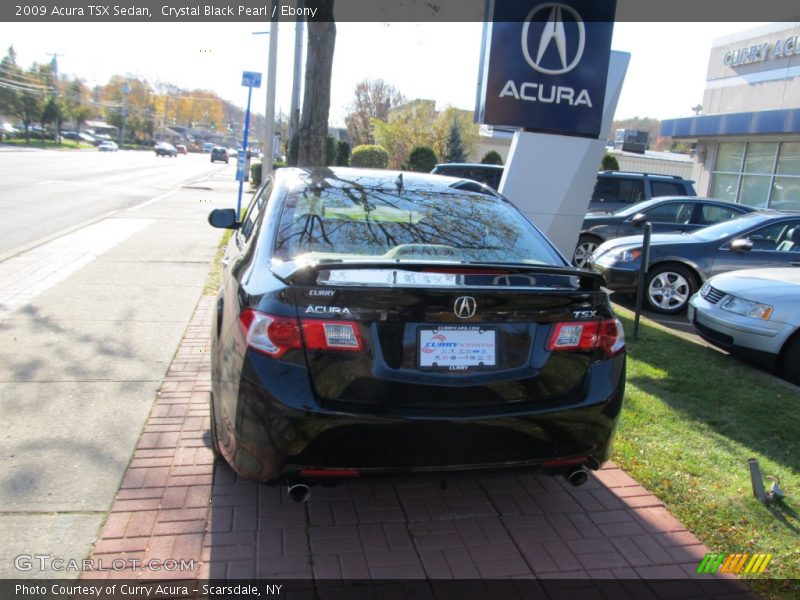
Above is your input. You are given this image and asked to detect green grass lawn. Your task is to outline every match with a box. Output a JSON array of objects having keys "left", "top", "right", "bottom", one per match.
[
  {"left": 202, "top": 229, "right": 231, "bottom": 296},
  {"left": 1, "top": 138, "right": 95, "bottom": 150},
  {"left": 612, "top": 306, "right": 800, "bottom": 590}
]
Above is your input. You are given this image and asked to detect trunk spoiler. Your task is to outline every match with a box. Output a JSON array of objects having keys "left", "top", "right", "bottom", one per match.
[{"left": 271, "top": 260, "right": 605, "bottom": 291}]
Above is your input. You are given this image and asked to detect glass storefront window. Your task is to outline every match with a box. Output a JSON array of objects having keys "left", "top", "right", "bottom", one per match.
[
  {"left": 739, "top": 175, "right": 771, "bottom": 208},
  {"left": 776, "top": 142, "right": 800, "bottom": 176},
  {"left": 712, "top": 141, "right": 800, "bottom": 210},
  {"left": 715, "top": 143, "right": 745, "bottom": 172},
  {"left": 771, "top": 176, "right": 800, "bottom": 211},
  {"left": 709, "top": 173, "right": 739, "bottom": 203},
  {"left": 743, "top": 142, "right": 777, "bottom": 174}
]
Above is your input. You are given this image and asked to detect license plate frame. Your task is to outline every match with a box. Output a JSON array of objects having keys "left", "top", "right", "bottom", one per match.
[{"left": 417, "top": 326, "right": 497, "bottom": 370}]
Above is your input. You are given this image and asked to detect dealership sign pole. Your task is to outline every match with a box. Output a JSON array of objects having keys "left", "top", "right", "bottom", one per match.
[
  {"left": 237, "top": 71, "right": 262, "bottom": 219},
  {"left": 476, "top": 0, "right": 628, "bottom": 256}
]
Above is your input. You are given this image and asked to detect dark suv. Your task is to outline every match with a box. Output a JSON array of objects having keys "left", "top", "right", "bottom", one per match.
[
  {"left": 590, "top": 171, "right": 696, "bottom": 213},
  {"left": 210, "top": 146, "right": 229, "bottom": 164},
  {"left": 431, "top": 164, "right": 696, "bottom": 213}
]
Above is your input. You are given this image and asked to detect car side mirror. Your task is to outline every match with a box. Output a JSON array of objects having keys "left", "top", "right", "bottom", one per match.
[
  {"left": 208, "top": 208, "right": 240, "bottom": 230},
  {"left": 730, "top": 238, "right": 753, "bottom": 252},
  {"left": 630, "top": 213, "right": 648, "bottom": 226}
]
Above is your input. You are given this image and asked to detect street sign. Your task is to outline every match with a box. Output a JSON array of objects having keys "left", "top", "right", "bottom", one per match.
[
  {"left": 236, "top": 150, "right": 248, "bottom": 182},
  {"left": 476, "top": 0, "right": 616, "bottom": 138},
  {"left": 241, "top": 71, "right": 262, "bottom": 88}
]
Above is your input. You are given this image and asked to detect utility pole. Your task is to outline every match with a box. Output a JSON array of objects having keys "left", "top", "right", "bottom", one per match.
[
  {"left": 119, "top": 82, "right": 130, "bottom": 147},
  {"left": 47, "top": 52, "right": 61, "bottom": 144},
  {"left": 262, "top": 4, "right": 280, "bottom": 184},
  {"left": 288, "top": 3, "right": 304, "bottom": 149}
]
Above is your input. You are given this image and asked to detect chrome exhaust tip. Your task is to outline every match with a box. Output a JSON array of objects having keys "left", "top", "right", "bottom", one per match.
[
  {"left": 565, "top": 467, "right": 589, "bottom": 487},
  {"left": 287, "top": 481, "right": 311, "bottom": 503}
]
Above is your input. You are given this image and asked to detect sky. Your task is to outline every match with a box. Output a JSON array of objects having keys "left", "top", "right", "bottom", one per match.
[{"left": 3, "top": 21, "right": 769, "bottom": 127}]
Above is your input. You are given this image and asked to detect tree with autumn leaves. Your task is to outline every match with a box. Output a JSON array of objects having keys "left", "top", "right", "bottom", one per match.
[{"left": 0, "top": 45, "right": 240, "bottom": 145}]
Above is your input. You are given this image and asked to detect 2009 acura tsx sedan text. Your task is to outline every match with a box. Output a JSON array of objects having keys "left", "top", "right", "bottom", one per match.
[{"left": 207, "top": 167, "right": 626, "bottom": 493}]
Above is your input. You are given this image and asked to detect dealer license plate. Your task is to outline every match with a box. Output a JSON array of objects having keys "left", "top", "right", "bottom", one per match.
[{"left": 417, "top": 326, "right": 496, "bottom": 370}]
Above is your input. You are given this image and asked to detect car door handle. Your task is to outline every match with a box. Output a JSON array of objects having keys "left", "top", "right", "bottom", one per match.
[{"left": 221, "top": 255, "right": 230, "bottom": 266}]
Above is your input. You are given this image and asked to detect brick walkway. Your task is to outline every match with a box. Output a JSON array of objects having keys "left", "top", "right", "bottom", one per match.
[{"left": 83, "top": 296, "right": 752, "bottom": 596}]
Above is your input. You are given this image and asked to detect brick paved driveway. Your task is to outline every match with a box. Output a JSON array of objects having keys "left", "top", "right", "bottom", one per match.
[{"left": 83, "top": 298, "right": 751, "bottom": 597}]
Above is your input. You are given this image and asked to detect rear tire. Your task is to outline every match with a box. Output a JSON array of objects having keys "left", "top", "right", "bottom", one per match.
[
  {"left": 644, "top": 263, "right": 697, "bottom": 314},
  {"left": 781, "top": 336, "right": 800, "bottom": 386}
]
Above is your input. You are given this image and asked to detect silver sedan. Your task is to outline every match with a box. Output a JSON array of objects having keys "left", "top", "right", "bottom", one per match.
[{"left": 688, "top": 267, "right": 800, "bottom": 385}]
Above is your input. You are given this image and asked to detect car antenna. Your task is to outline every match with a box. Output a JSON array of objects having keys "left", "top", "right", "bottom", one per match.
[{"left": 394, "top": 172, "right": 404, "bottom": 193}]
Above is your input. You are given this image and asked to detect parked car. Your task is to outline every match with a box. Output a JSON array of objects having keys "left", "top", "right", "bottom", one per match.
[
  {"left": 97, "top": 141, "right": 118, "bottom": 152},
  {"left": 28, "top": 124, "right": 49, "bottom": 139},
  {"left": 176, "top": 144, "right": 188, "bottom": 155},
  {"left": 430, "top": 165, "right": 697, "bottom": 213},
  {"left": 206, "top": 167, "right": 626, "bottom": 489},
  {"left": 1, "top": 122, "right": 19, "bottom": 136},
  {"left": 203, "top": 142, "right": 214, "bottom": 153},
  {"left": 227, "top": 147, "right": 238, "bottom": 158},
  {"left": 210, "top": 146, "right": 229, "bottom": 163},
  {"left": 154, "top": 142, "right": 177, "bottom": 157},
  {"left": 590, "top": 211, "right": 800, "bottom": 314},
  {"left": 689, "top": 268, "right": 800, "bottom": 385},
  {"left": 573, "top": 197, "right": 757, "bottom": 268}
]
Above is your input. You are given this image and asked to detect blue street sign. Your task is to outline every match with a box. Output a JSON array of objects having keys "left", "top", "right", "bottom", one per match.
[
  {"left": 236, "top": 75, "right": 259, "bottom": 217},
  {"left": 241, "top": 71, "right": 262, "bottom": 88},
  {"left": 476, "top": 0, "right": 616, "bottom": 139},
  {"left": 236, "top": 150, "right": 247, "bottom": 182}
]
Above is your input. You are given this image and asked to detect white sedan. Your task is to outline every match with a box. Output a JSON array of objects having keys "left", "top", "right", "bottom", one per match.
[
  {"left": 97, "top": 141, "right": 119, "bottom": 152},
  {"left": 688, "top": 267, "right": 800, "bottom": 385}
]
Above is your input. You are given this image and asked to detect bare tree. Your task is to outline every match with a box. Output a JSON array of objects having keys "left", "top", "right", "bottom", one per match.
[
  {"left": 345, "top": 78, "right": 405, "bottom": 147},
  {"left": 297, "top": 0, "right": 336, "bottom": 167}
]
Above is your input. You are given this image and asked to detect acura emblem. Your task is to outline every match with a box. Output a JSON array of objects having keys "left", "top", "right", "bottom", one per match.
[
  {"left": 522, "top": 3, "right": 586, "bottom": 75},
  {"left": 454, "top": 296, "right": 477, "bottom": 319}
]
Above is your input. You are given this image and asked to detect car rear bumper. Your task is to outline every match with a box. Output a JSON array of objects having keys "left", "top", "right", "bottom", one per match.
[{"left": 213, "top": 353, "right": 626, "bottom": 482}]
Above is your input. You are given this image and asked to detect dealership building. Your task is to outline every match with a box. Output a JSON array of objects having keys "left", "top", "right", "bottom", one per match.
[{"left": 661, "top": 22, "right": 800, "bottom": 211}]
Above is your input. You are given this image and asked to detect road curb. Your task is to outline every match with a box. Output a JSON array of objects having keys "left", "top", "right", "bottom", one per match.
[{"left": 82, "top": 296, "right": 215, "bottom": 580}]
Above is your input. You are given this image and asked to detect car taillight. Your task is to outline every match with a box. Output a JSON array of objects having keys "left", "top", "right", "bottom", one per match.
[
  {"left": 239, "top": 309, "right": 364, "bottom": 357},
  {"left": 239, "top": 309, "right": 302, "bottom": 358},
  {"left": 302, "top": 320, "right": 363, "bottom": 351},
  {"left": 547, "top": 318, "right": 625, "bottom": 358}
]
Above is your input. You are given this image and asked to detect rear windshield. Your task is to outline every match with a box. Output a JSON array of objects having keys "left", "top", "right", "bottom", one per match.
[{"left": 273, "top": 187, "right": 565, "bottom": 266}]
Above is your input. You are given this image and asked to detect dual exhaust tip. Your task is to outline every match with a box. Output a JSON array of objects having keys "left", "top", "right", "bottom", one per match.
[
  {"left": 287, "top": 466, "right": 590, "bottom": 503},
  {"left": 287, "top": 481, "right": 311, "bottom": 503},
  {"left": 565, "top": 466, "right": 589, "bottom": 487}
]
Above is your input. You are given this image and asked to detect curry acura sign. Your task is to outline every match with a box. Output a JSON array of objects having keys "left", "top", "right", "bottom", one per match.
[
  {"left": 475, "top": 0, "right": 616, "bottom": 138},
  {"left": 722, "top": 34, "right": 800, "bottom": 67}
]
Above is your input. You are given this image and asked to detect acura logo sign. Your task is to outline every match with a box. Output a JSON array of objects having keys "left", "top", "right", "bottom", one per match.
[
  {"left": 522, "top": 3, "right": 586, "bottom": 75},
  {"left": 454, "top": 296, "right": 477, "bottom": 319}
]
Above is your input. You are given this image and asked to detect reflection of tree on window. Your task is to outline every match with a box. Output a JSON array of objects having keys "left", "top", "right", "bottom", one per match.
[{"left": 274, "top": 183, "right": 557, "bottom": 265}]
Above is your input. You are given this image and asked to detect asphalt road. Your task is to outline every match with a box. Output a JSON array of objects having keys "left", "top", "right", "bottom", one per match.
[{"left": 0, "top": 147, "right": 234, "bottom": 257}]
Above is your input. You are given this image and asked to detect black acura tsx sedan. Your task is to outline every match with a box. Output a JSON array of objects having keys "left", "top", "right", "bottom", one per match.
[{"left": 207, "top": 167, "right": 626, "bottom": 489}]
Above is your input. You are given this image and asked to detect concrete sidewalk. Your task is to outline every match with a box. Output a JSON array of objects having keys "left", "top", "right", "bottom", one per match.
[{"left": 0, "top": 169, "right": 240, "bottom": 578}]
